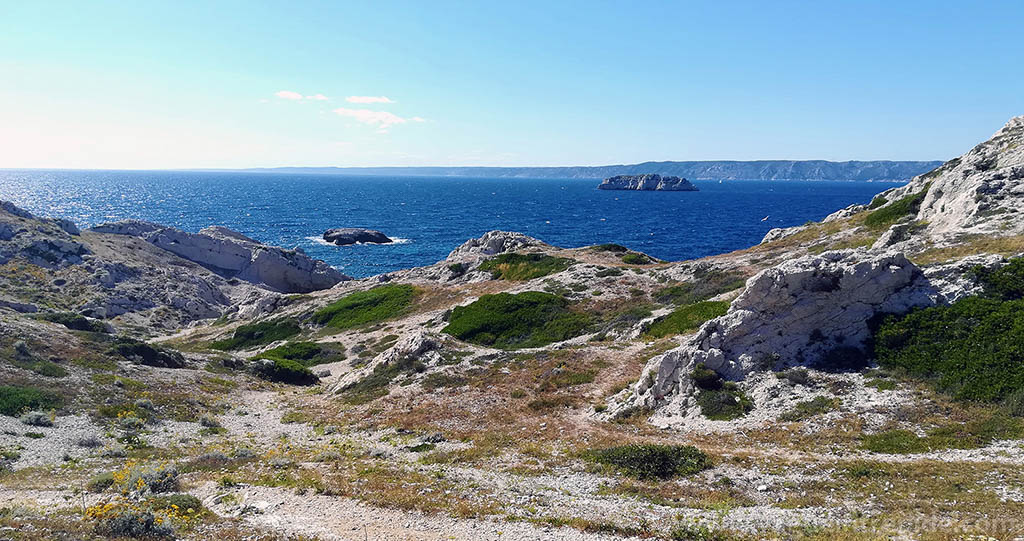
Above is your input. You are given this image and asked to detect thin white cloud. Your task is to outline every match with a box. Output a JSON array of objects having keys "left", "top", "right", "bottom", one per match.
[
  {"left": 274, "top": 90, "right": 330, "bottom": 101},
  {"left": 332, "top": 107, "right": 425, "bottom": 132},
  {"left": 345, "top": 96, "right": 394, "bottom": 104},
  {"left": 274, "top": 90, "right": 304, "bottom": 100}
]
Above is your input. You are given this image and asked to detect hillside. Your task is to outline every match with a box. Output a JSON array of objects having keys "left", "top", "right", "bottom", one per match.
[
  {"left": 221, "top": 159, "right": 943, "bottom": 181},
  {"left": 1, "top": 117, "right": 1023, "bottom": 540}
]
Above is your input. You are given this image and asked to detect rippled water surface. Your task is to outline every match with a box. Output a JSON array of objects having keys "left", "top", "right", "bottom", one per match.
[{"left": 0, "top": 170, "right": 898, "bottom": 277}]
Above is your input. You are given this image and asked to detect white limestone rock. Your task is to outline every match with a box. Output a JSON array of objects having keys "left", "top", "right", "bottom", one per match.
[
  {"left": 823, "top": 203, "right": 867, "bottom": 223},
  {"left": 90, "top": 221, "right": 349, "bottom": 293},
  {"left": 609, "top": 250, "right": 941, "bottom": 423},
  {"left": 446, "top": 231, "right": 546, "bottom": 261}
]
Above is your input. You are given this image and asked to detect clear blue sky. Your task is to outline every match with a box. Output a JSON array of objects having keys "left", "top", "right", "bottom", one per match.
[{"left": 1, "top": 0, "right": 1021, "bottom": 169}]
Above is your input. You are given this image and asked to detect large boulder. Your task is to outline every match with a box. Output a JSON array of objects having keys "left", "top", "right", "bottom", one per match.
[
  {"left": 609, "top": 250, "right": 943, "bottom": 424},
  {"left": 323, "top": 228, "right": 392, "bottom": 246},
  {"left": 90, "top": 221, "right": 349, "bottom": 293},
  {"left": 447, "top": 231, "right": 546, "bottom": 261}
]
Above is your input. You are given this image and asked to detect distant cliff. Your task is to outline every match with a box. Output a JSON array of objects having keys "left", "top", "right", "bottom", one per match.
[
  {"left": 597, "top": 174, "right": 698, "bottom": 191},
  {"left": 224, "top": 160, "right": 944, "bottom": 181}
]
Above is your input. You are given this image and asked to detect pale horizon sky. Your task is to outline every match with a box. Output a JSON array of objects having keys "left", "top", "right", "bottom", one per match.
[{"left": 1, "top": 0, "right": 1022, "bottom": 169}]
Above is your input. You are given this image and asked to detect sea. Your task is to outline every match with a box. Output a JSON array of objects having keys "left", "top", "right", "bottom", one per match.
[{"left": 0, "top": 170, "right": 899, "bottom": 278}]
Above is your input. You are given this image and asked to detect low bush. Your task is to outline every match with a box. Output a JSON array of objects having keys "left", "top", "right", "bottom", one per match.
[
  {"left": 442, "top": 291, "right": 592, "bottom": 349},
  {"left": 86, "top": 472, "right": 116, "bottom": 493},
  {"left": 874, "top": 296, "right": 1024, "bottom": 403},
  {"left": 620, "top": 253, "right": 652, "bottom": 265},
  {"left": 251, "top": 358, "right": 318, "bottom": 385},
  {"left": 312, "top": 284, "right": 416, "bottom": 329},
  {"left": 586, "top": 444, "right": 712, "bottom": 480},
  {"left": 691, "top": 364, "right": 753, "bottom": 421},
  {"left": 338, "top": 354, "right": 426, "bottom": 405},
  {"left": 210, "top": 318, "right": 301, "bottom": 350},
  {"left": 592, "top": 243, "right": 629, "bottom": 253},
  {"left": 864, "top": 186, "right": 929, "bottom": 228},
  {"left": 126, "top": 464, "right": 180, "bottom": 495},
  {"left": 477, "top": 253, "right": 573, "bottom": 281},
  {"left": 39, "top": 312, "right": 107, "bottom": 333},
  {"left": 108, "top": 338, "right": 186, "bottom": 368},
  {"left": 779, "top": 396, "right": 838, "bottom": 422},
  {"left": 971, "top": 258, "right": 1024, "bottom": 301},
  {"left": 645, "top": 301, "right": 729, "bottom": 338},
  {"left": 19, "top": 411, "right": 52, "bottom": 427},
  {"left": 90, "top": 506, "right": 173, "bottom": 539}
]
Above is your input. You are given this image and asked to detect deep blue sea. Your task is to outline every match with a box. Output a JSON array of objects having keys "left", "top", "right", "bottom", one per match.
[{"left": 0, "top": 170, "right": 899, "bottom": 278}]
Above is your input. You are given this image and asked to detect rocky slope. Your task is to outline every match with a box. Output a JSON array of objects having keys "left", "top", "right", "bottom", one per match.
[{"left": 597, "top": 174, "right": 698, "bottom": 191}]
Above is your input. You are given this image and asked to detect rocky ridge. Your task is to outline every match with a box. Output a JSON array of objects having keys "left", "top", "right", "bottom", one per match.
[{"left": 597, "top": 174, "right": 698, "bottom": 191}]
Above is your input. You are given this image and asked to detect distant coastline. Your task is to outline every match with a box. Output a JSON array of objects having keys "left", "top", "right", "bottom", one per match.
[{"left": 197, "top": 159, "right": 943, "bottom": 182}]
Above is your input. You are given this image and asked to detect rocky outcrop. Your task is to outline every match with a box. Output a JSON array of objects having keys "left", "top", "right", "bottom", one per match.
[
  {"left": 323, "top": 228, "right": 392, "bottom": 246},
  {"left": 0, "top": 202, "right": 89, "bottom": 268},
  {"left": 760, "top": 225, "right": 807, "bottom": 244},
  {"left": 866, "top": 115, "right": 1024, "bottom": 250},
  {"left": 598, "top": 174, "right": 698, "bottom": 191},
  {"left": 823, "top": 203, "right": 867, "bottom": 223},
  {"left": 446, "top": 231, "right": 547, "bottom": 261},
  {"left": 609, "top": 250, "right": 945, "bottom": 424},
  {"left": 91, "top": 221, "right": 349, "bottom": 293}
]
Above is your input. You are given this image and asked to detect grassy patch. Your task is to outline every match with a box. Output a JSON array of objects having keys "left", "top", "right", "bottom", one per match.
[
  {"left": 477, "top": 253, "right": 573, "bottom": 281},
  {"left": 585, "top": 444, "right": 712, "bottom": 480},
  {"left": 312, "top": 284, "right": 416, "bottom": 329},
  {"left": 862, "top": 414, "right": 1024, "bottom": 454},
  {"left": 0, "top": 385, "right": 63, "bottom": 416},
  {"left": 654, "top": 270, "right": 746, "bottom": 306},
  {"left": 210, "top": 318, "right": 301, "bottom": 350},
  {"left": 443, "top": 292, "right": 592, "bottom": 349},
  {"left": 779, "top": 396, "right": 838, "bottom": 422},
  {"left": 592, "top": 243, "right": 629, "bottom": 253},
  {"left": 645, "top": 301, "right": 729, "bottom": 338},
  {"left": 864, "top": 186, "right": 929, "bottom": 229},
  {"left": 252, "top": 358, "right": 318, "bottom": 385},
  {"left": 107, "top": 338, "right": 186, "bottom": 368},
  {"left": 255, "top": 341, "right": 343, "bottom": 368}
]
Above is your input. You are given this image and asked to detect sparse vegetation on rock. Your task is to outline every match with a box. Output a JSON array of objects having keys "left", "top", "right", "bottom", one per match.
[{"left": 477, "top": 253, "right": 573, "bottom": 280}]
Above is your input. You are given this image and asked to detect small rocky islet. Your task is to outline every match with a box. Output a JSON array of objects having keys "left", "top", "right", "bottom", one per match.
[
  {"left": 1, "top": 116, "right": 1024, "bottom": 539},
  {"left": 597, "top": 173, "right": 699, "bottom": 191},
  {"left": 322, "top": 227, "right": 393, "bottom": 246}
]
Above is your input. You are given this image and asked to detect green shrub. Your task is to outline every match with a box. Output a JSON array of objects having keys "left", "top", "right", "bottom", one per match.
[
  {"left": 0, "top": 385, "right": 62, "bottom": 416},
  {"left": 586, "top": 444, "right": 711, "bottom": 480},
  {"left": 592, "top": 243, "right": 629, "bottom": 253},
  {"left": 86, "top": 472, "right": 116, "bottom": 493},
  {"left": 338, "top": 354, "right": 425, "bottom": 404},
  {"left": 147, "top": 494, "right": 204, "bottom": 515},
  {"left": 620, "top": 253, "right": 651, "bottom": 265},
  {"left": 477, "top": 253, "right": 573, "bottom": 281},
  {"left": 867, "top": 195, "right": 888, "bottom": 210},
  {"left": 312, "top": 284, "right": 416, "bottom": 329},
  {"left": 92, "top": 508, "right": 173, "bottom": 538},
  {"left": 38, "top": 312, "right": 107, "bottom": 333},
  {"left": 210, "top": 319, "right": 301, "bottom": 350},
  {"left": 971, "top": 258, "right": 1024, "bottom": 301},
  {"left": 442, "top": 291, "right": 592, "bottom": 349},
  {"left": 654, "top": 272, "right": 746, "bottom": 306},
  {"left": 779, "top": 396, "right": 838, "bottom": 422},
  {"left": 108, "top": 338, "right": 186, "bottom": 368},
  {"left": 252, "top": 358, "right": 318, "bottom": 385},
  {"left": 645, "top": 301, "right": 729, "bottom": 338},
  {"left": 864, "top": 186, "right": 929, "bottom": 228},
  {"left": 20, "top": 411, "right": 52, "bottom": 427},
  {"left": 874, "top": 296, "right": 1024, "bottom": 403},
  {"left": 256, "top": 341, "right": 341, "bottom": 368},
  {"left": 690, "top": 364, "right": 752, "bottom": 421}
]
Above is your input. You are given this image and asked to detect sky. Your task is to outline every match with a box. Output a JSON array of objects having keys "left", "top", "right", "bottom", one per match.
[{"left": 1, "top": 0, "right": 1022, "bottom": 169}]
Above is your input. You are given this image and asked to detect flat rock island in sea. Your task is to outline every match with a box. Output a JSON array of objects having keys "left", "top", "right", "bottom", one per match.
[
  {"left": 597, "top": 173, "right": 699, "bottom": 191},
  {"left": 323, "top": 228, "right": 393, "bottom": 246}
]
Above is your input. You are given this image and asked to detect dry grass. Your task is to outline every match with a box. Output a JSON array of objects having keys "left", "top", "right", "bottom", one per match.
[{"left": 910, "top": 234, "right": 1024, "bottom": 265}]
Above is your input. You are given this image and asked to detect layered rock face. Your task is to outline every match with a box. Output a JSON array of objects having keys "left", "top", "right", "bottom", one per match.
[
  {"left": 609, "top": 250, "right": 961, "bottom": 423},
  {"left": 870, "top": 115, "right": 1024, "bottom": 247},
  {"left": 91, "top": 221, "right": 348, "bottom": 293},
  {"left": 597, "top": 174, "right": 699, "bottom": 191},
  {"left": 323, "top": 228, "right": 392, "bottom": 246}
]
